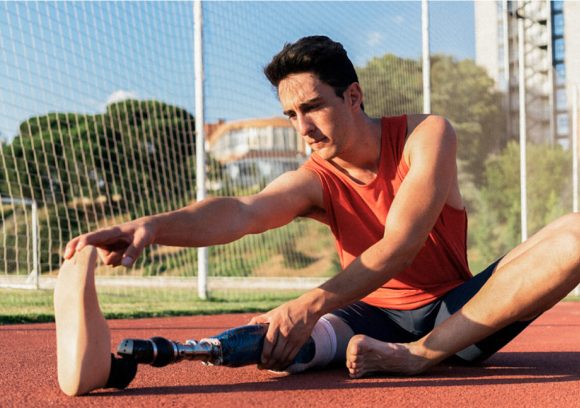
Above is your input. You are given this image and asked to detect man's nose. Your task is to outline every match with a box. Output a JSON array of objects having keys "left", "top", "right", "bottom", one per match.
[{"left": 296, "top": 114, "right": 314, "bottom": 136}]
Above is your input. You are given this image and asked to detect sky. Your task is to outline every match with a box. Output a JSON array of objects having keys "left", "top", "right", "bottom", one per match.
[{"left": 0, "top": 1, "right": 475, "bottom": 141}]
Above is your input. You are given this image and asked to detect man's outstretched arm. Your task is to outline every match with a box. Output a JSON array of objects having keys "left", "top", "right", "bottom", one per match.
[{"left": 64, "top": 168, "right": 323, "bottom": 267}]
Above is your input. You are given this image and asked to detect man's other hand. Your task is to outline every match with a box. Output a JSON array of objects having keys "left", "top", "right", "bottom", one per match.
[{"left": 249, "top": 299, "right": 318, "bottom": 370}]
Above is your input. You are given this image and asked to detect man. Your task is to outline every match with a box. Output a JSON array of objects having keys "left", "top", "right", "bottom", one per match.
[{"left": 57, "top": 36, "right": 579, "bottom": 395}]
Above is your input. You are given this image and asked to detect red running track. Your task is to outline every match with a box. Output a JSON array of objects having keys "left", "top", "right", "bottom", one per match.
[{"left": 0, "top": 302, "right": 578, "bottom": 408}]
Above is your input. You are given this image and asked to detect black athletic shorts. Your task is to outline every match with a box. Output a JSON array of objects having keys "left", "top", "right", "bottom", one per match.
[{"left": 331, "top": 258, "right": 535, "bottom": 364}]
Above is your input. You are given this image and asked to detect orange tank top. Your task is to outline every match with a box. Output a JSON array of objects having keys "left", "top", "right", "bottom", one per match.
[{"left": 302, "top": 115, "right": 472, "bottom": 310}]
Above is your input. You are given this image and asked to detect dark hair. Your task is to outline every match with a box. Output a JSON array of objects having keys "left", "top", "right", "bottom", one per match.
[{"left": 264, "top": 36, "right": 361, "bottom": 103}]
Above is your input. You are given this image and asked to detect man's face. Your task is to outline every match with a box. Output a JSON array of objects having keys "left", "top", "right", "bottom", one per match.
[{"left": 278, "top": 72, "right": 354, "bottom": 161}]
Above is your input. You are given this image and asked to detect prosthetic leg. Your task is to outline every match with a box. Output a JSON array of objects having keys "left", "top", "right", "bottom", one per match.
[
  {"left": 108, "top": 316, "right": 349, "bottom": 384},
  {"left": 116, "top": 324, "right": 315, "bottom": 368}
]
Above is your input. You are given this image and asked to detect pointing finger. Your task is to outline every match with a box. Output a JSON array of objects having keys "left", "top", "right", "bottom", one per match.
[
  {"left": 64, "top": 237, "right": 80, "bottom": 259},
  {"left": 121, "top": 229, "right": 150, "bottom": 267},
  {"left": 78, "top": 227, "right": 124, "bottom": 251}
]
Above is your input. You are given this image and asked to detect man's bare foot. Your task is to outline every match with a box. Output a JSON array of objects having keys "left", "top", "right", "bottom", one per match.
[
  {"left": 345, "top": 335, "right": 430, "bottom": 378},
  {"left": 54, "top": 246, "right": 111, "bottom": 396}
]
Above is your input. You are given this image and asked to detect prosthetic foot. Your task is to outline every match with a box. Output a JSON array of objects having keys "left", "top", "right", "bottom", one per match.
[
  {"left": 54, "top": 246, "right": 112, "bottom": 395},
  {"left": 54, "top": 246, "right": 137, "bottom": 396}
]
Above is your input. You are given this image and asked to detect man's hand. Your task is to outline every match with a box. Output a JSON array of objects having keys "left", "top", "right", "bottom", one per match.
[
  {"left": 249, "top": 299, "right": 319, "bottom": 370},
  {"left": 63, "top": 218, "right": 156, "bottom": 267}
]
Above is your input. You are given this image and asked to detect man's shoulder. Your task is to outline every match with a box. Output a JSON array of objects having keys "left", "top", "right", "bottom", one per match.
[
  {"left": 405, "top": 114, "right": 449, "bottom": 137},
  {"left": 403, "top": 114, "right": 456, "bottom": 165}
]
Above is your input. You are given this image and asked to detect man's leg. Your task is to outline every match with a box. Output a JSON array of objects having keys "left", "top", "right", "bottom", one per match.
[
  {"left": 54, "top": 246, "right": 112, "bottom": 396},
  {"left": 347, "top": 213, "right": 580, "bottom": 378},
  {"left": 303, "top": 300, "right": 432, "bottom": 375},
  {"left": 279, "top": 299, "right": 422, "bottom": 374},
  {"left": 282, "top": 314, "right": 354, "bottom": 374}
]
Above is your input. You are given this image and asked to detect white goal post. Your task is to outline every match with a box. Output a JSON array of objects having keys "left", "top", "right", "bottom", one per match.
[{"left": 0, "top": 197, "right": 39, "bottom": 289}]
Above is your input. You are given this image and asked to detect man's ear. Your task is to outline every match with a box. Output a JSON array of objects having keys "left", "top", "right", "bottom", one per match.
[{"left": 346, "top": 82, "right": 364, "bottom": 112}]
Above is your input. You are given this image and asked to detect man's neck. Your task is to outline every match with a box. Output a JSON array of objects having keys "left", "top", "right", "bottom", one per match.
[{"left": 330, "top": 116, "right": 382, "bottom": 185}]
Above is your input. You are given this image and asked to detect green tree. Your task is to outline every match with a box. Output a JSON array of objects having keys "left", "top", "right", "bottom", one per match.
[
  {"left": 431, "top": 55, "right": 504, "bottom": 183},
  {"left": 0, "top": 100, "right": 199, "bottom": 272},
  {"left": 474, "top": 141, "right": 571, "bottom": 258},
  {"left": 1, "top": 100, "right": 196, "bottom": 215},
  {"left": 357, "top": 54, "right": 422, "bottom": 117},
  {"left": 103, "top": 100, "right": 196, "bottom": 216},
  {"left": 357, "top": 54, "right": 504, "bottom": 186}
]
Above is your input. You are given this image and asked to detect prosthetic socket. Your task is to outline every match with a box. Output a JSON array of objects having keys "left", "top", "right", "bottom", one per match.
[{"left": 116, "top": 324, "right": 316, "bottom": 368}]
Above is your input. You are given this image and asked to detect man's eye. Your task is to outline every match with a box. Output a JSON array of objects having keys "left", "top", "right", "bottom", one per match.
[{"left": 305, "top": 104, "right": 321, "bottom": 112}]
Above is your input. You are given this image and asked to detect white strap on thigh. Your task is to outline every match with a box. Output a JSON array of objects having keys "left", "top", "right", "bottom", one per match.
[{"left": 283, "top": 316, "right": 337, "bottom": 374}]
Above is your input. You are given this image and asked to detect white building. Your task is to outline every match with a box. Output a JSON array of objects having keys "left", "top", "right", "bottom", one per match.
[
  {"left": 475, "top": 0, "right": 579, "bottom": 148},
  {"left": 205, "top": 117, "right": 307, "bottom": 188}
]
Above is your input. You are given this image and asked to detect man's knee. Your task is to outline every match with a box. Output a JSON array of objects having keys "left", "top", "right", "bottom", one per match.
[
  {"left": 539, "top": 214, "right": 580, "bottom": 271},
  {"left": 550, "top": 227, "right": 580, "bottom": 271},
  {"left": 322, "top": 313, "right": 355, "bottom": 362},
  {"left": 283, "top": 314, "right": 354, "bottom": 374},
  {"left": 548, "top": 213, "right": 580, "bottom": 239}
]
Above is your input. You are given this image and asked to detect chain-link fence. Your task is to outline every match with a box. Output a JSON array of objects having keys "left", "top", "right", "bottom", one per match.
[{"left": 1, "top": 1, "right": 578, "bottom": 301}]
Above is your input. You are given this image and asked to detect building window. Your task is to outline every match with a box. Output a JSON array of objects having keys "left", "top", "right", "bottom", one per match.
[
  {"left": 555, "top": 63, "right": 566, "bottom": 85},
  {"left": 552, "top": 1, "right": 564, "bottom": 12},
  {"left": 498, "top": 67, "right": 507, "bottom": 91},
  {"left": 553, "top": 13, "right": 564, "bottom": 36},
  {"left": 556, "top": 89, "right": 567, "bottom": 110},
  {"left": 554, "top": 38, "right": 565, "bottom": 61},
  {"left": 557, "top": 113, "right": 569, "bottom": 135},
  {"left": 557, "top": 138, "right": 569, "bottom": 150}
]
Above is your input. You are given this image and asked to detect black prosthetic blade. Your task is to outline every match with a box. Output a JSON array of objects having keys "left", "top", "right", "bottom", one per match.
[
  {"left": 117, "top": 338, "right": 155, "bottom": 364},
  {"left": 149, "top": 336, "right": 176, "bottom": 367},
  {"left": 117, "top": 337, "right": 176, "bottom": 367}
]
